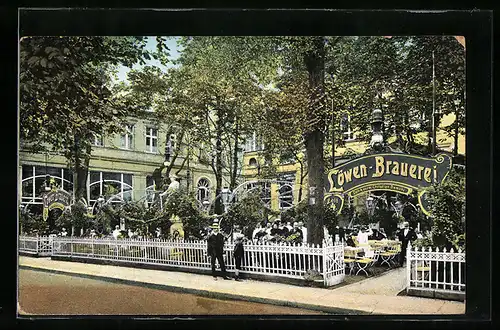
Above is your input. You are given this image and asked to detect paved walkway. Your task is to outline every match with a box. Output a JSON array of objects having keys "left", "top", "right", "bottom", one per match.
[
  {"left": 18, "top": 257, "right": 465, "bottom": 315},
  {"left": 335, "top": 266, "right": 407, "bottom": 296}
]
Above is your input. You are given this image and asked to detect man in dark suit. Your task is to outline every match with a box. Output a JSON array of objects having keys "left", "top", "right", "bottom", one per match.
[
  {"left": 397, "top": 221, "right": 417, "bottom": 267},
  {"left": 207, "top": 219, "right": 230, "bottom": 280}
]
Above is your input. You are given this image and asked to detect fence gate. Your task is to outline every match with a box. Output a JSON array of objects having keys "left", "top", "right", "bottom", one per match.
[{"left": 323, "top": 241, "right": 345, "bottom": 286}]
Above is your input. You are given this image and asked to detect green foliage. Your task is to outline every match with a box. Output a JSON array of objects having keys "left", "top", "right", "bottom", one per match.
[
  {"left": 323, "top": 203, "right": 339, "bottom": 235},
  {"left": 427, "top": 168, "right": 465, "bottom": 249},
  {"left": 19, "top": 36, "right": 165, "bottom": 200},
  {"left": 280, "top": 199, "right": 309, "bottom": 226},
  {"left": 162, "top": 191, "right": 211, "bottom": 239},
  {"left": 55, "top": 202, "right": 94, "bottom": 235},
  {"left": 220, "top": 191, "right": 269, "bottom": 238},
  {"left": 412, "top": 235, "right": 434, "bottom": 249},
  {"left": 19, "top": 209, "right": 49, "bottom": 235}
]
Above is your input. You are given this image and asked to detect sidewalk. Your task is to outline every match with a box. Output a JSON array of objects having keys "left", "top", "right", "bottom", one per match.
[{"left": 18, "top": 256, "right": 465, "bottom": 315}]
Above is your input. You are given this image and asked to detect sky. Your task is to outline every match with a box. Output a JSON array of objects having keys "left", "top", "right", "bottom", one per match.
[{"left": 113, "top": 37, "right": 182, "bottom": 84}]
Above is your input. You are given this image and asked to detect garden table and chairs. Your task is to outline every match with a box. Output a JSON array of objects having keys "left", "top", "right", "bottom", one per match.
[{"left": 369, "top": 240, "right": 401, "bottom": 268}]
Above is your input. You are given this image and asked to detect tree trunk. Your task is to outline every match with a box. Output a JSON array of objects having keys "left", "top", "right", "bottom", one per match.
[
  {"left": 303, "top": 36, "right": 326, "bottom": 246},
  {"left": 73, "top": 135, "right": 90, "bottom": 203},
  {"left": 230, "top": 122, "right": 240, "bottom": 190},
  {"left": 214, "top": 107, "right": 224, "bottom": 215},
  {"left": 453, "top": 108, "right": 459, "bottom": 156},
  {"left": 305, "top": 129, "right": 325, "bottom": 245}
]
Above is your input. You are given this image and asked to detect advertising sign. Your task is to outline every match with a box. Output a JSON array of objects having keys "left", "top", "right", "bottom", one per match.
[
  {"left": 42, "top": 189, "right": 72, "bottom": 220},
  {"left": 324, "top": 153, "right": 452, "bottom": 215}
]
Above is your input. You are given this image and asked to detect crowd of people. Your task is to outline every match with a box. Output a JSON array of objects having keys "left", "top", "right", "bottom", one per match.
[{"left": 250, "top": 219, "right": 306, "bottom": 244}]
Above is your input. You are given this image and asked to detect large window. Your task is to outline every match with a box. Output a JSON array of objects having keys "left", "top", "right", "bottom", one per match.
[
  {"left": 21, "top": 165, "right": 73, "bottom": 205},
  {"left": 120, "top": 124, "right": 134, "bottom": 150},
  {"left": 340, "top": 113, "right": 355, "bottom": 141},
  {"left": 145, "top": 127, "right": 158, "bottom": 153},
  {"left": 245, "top": 132, "right": 265, "bottom": 152},
  {"left": 197, "top": 178, "right": 211, "bottom": 204},
  {"left": 89, "top": 171, "right": 133, "bottom": 204},
  {"left": 277, "top": 172, "right": 295, "bottom": 210},
  {"left": 260, "top": 182, "right": 272, "bottom": 207}
]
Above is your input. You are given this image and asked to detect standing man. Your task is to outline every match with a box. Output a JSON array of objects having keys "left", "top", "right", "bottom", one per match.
[
  {"left": 397, "top": 221, "right": 417, "bottom": 267},
  {"left": 233, "top": 225, "right": 245, "bottom": 281},
  {"left": 207, "top": 219, "right": 230, "bottom": 280}
]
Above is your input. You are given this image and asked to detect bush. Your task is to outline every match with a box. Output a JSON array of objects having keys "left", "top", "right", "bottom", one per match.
[
  {"left": 427, "top": 168, "right": 465, "bottom": 249},
  {"left": 411, "top": 235, "right": 434, "bottom": 249},
  {"left": 19, "top": 209, "right": 49, "bottom": 235},
  {"left": 221, "top": 191, "right": 270, "bottom": 238},
  {"left": 162, "top": 191, "right": 211, "bottom": 239}
]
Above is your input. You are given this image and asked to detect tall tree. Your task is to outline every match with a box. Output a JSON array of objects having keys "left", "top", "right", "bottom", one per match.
[{"left": 20, "top": 36, "right": 168, "bottom": 202}]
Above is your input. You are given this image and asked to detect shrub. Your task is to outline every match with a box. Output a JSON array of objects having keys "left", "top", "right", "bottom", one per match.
[
  {"left": 19, "top": 209, "right": 49, "bottom": 235},
  {"left": 221, "top": 191, "right": 270, "bottom": 238},
  {"left": 427, "top": 168, "right": 465, "bottom": 249}
]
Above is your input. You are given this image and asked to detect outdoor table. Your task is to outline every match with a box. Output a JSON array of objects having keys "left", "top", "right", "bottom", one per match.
[{"left": 376, "top": 240, "right": 401, "bottom": 267}]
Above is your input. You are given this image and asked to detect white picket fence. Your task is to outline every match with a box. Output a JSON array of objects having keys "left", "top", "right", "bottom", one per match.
[
  {"left": 18, "top": 235, "right": 53, "bottom": 256},
  {"left": 47, "top": 236, "right": 345, "bottom": 286},
  {"left": 406, "top": 243, "right": 465, "bottom": 296}
]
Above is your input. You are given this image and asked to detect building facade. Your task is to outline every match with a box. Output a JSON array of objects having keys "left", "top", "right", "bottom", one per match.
[{"left": 19, "top": 115, "right": 228, "bottom": 213}]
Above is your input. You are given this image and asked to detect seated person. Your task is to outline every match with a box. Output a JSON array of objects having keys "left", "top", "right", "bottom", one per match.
[
  {"left": 286, "top": 223, "right": 304, "bottom": 244},
  {"left": 346, "top": 235, "right": 356, "bottom": 247},
  {"left": 270, "top": 222, "right": 280, "bottom": 237},
  {"left": 278, "top": 221, "right": 290, "bottom": 238}
]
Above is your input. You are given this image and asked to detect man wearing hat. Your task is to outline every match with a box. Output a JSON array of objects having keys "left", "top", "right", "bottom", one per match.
[
  {"left": 397, "top": 221, "right": 417, "bottom": 267},
  {"left": 207, "top": 219, "right": 230, "bottom": 280}
]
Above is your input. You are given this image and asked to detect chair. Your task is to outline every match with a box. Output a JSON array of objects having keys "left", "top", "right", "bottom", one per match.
[
  {"left": 355, "top": 251, "right": 375, "bottom": 276},
  {"left": 343, "top": 248, "right": 358, "bottom": 275},
  {"left": 379, "top": 243, "right": 399, "bottom": 268}
]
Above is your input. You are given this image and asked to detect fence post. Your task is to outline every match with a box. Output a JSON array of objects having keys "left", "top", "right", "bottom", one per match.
[
  {"left": 322, "top": 239, "right": 328, "bottom": 287},
  {"left": 406, "top": 242, "right": 412, "bottom": 293},
  {"left": 91, "top": 237, "right": 94, "bottom": 256}
]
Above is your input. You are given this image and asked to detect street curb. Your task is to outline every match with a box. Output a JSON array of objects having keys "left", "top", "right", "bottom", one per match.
[{"left": 19, "top": 264, "right": 370, "bottom": 315}]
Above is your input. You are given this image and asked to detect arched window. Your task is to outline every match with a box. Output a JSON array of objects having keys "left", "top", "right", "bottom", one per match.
[
  {"left": 21, "top": 165, "right": 73, "bottom": 206},
  {"left": 249, "top": 157, "right": 257, "bottom": 166},
  {"left": 197, "top": 178, "right": 211, "bottom": 204},
  {"left": 89, "top": 171, "right": 133, "bottom": 205}
]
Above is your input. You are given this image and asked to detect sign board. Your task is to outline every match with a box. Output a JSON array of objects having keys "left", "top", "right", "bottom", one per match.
[
  {"left": 324, "top": 153, "right": 452, "bottom": 215},
  {"left": 42, "top": 189, "right": 72, "bottom": 221}
]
